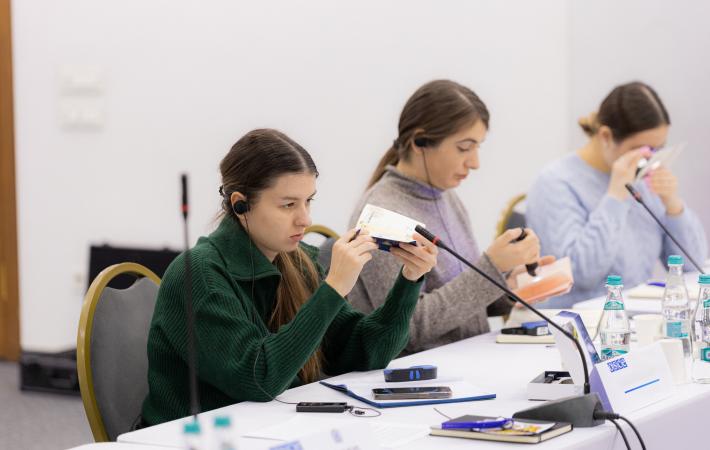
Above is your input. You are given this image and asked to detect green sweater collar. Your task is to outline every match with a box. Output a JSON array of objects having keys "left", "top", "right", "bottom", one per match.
[{"left": 209, "top": 217, "right": 282, "bottom": 281}]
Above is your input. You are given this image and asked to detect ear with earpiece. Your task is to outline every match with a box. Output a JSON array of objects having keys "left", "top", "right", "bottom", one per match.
[
  {"left": 413, "top": 137, "right": 431, "bottom": 148},
  {"left": 232, "top": 200, "right": 249, "bottom": 215}
]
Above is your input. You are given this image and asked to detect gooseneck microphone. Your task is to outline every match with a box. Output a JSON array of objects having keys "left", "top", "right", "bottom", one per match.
[
  {"left": 415, "top": 225, "right": 606, "bottom": 427},
  {"left": 181, "top": 174, "right": 201, "bottom": 420},
  {"left": 625, "top": 183, "right": 705, "bottom": 274}
]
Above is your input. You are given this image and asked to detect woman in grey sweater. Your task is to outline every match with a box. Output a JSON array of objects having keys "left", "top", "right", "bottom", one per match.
[{"left": 348, "top": 80, "right": 546, "bottom": 354}]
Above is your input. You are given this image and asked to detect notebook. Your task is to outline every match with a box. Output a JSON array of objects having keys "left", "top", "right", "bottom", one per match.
[{"left": 430, "top": 415, "right": 572, "bottom": 444}]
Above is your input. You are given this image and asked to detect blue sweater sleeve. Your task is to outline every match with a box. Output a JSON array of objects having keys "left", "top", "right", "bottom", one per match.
[{"left": 527, "top": 176, "right": 632, "bottom": 290}]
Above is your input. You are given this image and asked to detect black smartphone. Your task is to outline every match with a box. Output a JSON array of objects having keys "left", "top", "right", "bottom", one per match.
[{"left": 372, "top": 386, "right": 452, "bottom": 400}]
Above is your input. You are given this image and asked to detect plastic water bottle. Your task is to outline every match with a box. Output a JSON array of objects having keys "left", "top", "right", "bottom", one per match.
[
  {"left": 692, "top": 274, "right": 710, "bottom": 383},
  {"left": 183, "top": 421, "right": 202, "bottom": 450},
  {"left": 213, "top": 416, "right": 237, "bottom": 450},
  {"left": 662, "top": 255, "right": 691, "bottom": 358},
  {"left": 599, "top": 275, "right": 630, "bottom": 360}
]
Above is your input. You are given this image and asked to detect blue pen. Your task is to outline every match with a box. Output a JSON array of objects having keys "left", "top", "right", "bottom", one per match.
[
  {"left": 442, "top": 417, "right": 512, "bottom": 430},
  {"left": 648, "top": 281, "right": 666, "bottom": 288}
]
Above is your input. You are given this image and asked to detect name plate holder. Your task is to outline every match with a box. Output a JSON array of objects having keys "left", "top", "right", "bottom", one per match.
[
  {"left": 590, "top": 342, "right": 674, "bottom": 414},
  {"left": 548, "top": 311, "right": 674, "bottom": 413}
]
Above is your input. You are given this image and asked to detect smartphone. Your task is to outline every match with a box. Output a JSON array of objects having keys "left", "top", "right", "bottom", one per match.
[{"left": 372, "top": 386, "right": 452, "bottom": 400}]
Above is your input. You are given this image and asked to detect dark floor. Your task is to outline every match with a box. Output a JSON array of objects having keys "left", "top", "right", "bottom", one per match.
[{"left": 0, "top": 361, "right": 93, "bottom": 450}]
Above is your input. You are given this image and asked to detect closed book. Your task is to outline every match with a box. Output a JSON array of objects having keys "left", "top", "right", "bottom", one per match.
[{"left": 430, "top": 415, "right": 572, "bottom": 444}]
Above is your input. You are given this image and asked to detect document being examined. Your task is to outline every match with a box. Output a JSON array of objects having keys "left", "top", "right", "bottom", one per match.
[{"left": 355, "top": 204, "right": 424, "bottom": 251}]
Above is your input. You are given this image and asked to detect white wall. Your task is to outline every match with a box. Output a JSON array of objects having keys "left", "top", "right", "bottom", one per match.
[
  {"left": 570, "top": 0, "right": 710, "bottom": 239},
  {"left": 12, "top": 0, "right": 571, "bottom": 351}
]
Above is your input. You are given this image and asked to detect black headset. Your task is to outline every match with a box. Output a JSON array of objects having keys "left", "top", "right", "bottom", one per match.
[
  {"left": 413, "top": 136, "right": 431, "bottom": 148},
  {"left": 232, "top": 199, "right": 249, "bottom": 215},
  {"left": 219, "top": 185, "right": 250, "bottom": 215}
]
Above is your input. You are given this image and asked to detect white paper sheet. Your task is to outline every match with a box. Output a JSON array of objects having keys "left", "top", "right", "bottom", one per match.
[{"left": 243, "top": 415, "right": 429, "bottom": 448}]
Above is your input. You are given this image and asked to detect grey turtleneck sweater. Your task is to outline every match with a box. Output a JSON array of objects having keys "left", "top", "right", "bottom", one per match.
[{"left": 347, "top": 166, "right": 510, "bottom": 354}]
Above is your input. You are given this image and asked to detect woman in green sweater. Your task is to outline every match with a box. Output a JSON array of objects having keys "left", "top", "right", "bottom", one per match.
[{"left": 141, "top": 128, "right": 438, "bottom": 425}]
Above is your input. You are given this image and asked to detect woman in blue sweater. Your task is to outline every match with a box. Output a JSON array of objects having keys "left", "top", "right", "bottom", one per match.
[{"left": 527, "top": 81, "right": 707, "bottom": 308}]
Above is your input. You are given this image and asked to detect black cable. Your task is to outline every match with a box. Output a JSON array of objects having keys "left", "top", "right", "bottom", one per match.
[
  {"left": 242, "top": 202, "right": 382, "bottom": 416},
  {"left": 608, "top": 418, "right": 631, "bottom": 450},
  {"left": 416, "top": 225, "right": 592, "bottom": 395},
  {"left": 244, "top": 215, "right": 256, "bottom": 304},
  {"left": 251, "top": 339, "right": 298, "bottom": 405},
  {"left": 595, "top": 410, "right": 646, "bottom": 450},
  {"left": 618, "top": 415, "right": 646, "bottom": 450},
  {"left": 433, "top": 407, "right": 451, "bottom": 420},
  {"left": 244, "top": 213, "right": 301, "bottom": 406},
  {"left": 347, "top": 406, "right": 382, "bottom": 418},
  {"left": 421, "top": 151, "right": 464, "bottom": 274}
]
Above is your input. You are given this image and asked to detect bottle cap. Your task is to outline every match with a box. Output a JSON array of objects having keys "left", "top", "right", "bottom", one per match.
[
  {"left": 606, "top": 275, "right": 622, "bottom": 286},
  {"left": 183, "top": 421, "right": 201, "bottom": 434},
  {"left": 699, "top": 274, "right": 710, "bottom": 285},
  {"left": 668, "top": 255, "right": 684, "bottom": 265},
  {"left": 214, "top": 416, "right": 231, "bottom": 428}
]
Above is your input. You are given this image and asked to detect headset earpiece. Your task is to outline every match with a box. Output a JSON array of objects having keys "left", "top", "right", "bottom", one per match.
[
  {"left": 414, "top": 137, "right": 431, "bottom": 148},
  {"left": 232, "top": 200, "right": 249, "bottom": 215}
]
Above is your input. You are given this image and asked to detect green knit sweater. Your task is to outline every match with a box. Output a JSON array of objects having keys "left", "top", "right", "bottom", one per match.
[{"left": 141, "top": 217, "right": 422, "bottom": 425}]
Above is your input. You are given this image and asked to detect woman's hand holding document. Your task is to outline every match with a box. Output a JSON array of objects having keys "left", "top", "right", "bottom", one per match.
[{"left": 356, "top": 204, "right": 424, "bottom": 251}]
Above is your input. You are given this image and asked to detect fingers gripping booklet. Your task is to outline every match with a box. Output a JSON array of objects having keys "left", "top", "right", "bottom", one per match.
[{"left": 355, "top": 204, "right": 425, "bottom": 252}]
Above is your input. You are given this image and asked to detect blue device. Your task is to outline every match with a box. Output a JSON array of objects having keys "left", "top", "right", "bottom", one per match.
[
  {"left": 383, "top": 365, "right": 437, "bottom": 382},
  {"left": 441, "top": 416, "right": 513, "bottom": 430}
]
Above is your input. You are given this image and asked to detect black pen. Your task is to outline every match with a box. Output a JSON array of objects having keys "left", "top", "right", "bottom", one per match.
[
  {"left": 512, "top": 228, "right": 538, "bottom": 277},
  {"left": 348, "top": 228, "right": 362, "bottom": 243}
]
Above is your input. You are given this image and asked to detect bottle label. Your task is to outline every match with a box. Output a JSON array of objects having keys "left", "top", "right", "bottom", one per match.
[
  {"left": 702, "top": 347, "right": 710, "bottom": 363},
  {"left": 604, "top": 301, "right": 624, "bottom": 311},
  {"left": 601, "top": 347, "right": 628, "bottom": 359},
  {"left": 666, "top": 321, "right": 689, "bottom": 338}
]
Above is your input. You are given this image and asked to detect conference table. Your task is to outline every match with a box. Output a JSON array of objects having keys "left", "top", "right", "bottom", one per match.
[{"left": 116, "top": 325, "right": 709, "bottom": 449}]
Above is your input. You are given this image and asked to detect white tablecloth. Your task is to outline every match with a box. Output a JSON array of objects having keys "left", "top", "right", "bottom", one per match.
[{"left": 117, "top": 331, "right": 708, "bottom": 449}]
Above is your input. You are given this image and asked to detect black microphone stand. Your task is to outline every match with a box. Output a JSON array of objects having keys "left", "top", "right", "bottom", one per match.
[
  {"left": 181, "top": 174, "right": 201, "bottom": 421},
  {"left": 415, "top": 225, "right": 605, "bottom": 427},
  {"left": 625, "top": 183, "right": 705, "bottom": 274}
]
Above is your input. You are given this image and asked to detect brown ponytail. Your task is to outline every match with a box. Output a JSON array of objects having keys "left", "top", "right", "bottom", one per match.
[
  {"left": 219, "top": 129, "right": 323, "bottom": 383},
  {"left": 367, "top": 80, "right": 489, "bottom": 189},
  {"left": 578, "top": 112, "right": 599, "bottom": 137},
  {"left": 272, "top": 249, "right": 322, "bottom": 383},
  {"left": 366, "top": 145, "right": 400, "bottom": 190}
]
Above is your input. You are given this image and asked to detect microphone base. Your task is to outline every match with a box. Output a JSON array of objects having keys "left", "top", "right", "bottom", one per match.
[{"left": 512, "top": 393, "right": 605, "bottom": 428}]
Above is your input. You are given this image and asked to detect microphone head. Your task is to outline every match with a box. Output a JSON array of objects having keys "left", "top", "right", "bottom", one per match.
[
  {"left": 181, "top": 174, "right": 189, "bottom": 218},
  {"left": 414, "top": 225, "right": 440, "bottom": 247}
]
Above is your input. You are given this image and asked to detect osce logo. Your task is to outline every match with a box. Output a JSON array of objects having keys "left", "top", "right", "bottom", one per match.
[{"left": 607, "top": 358, "right": 628, "bottom": 373}]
